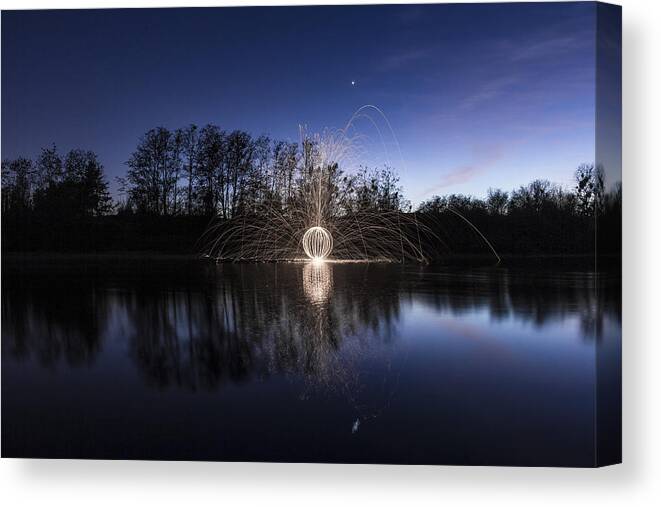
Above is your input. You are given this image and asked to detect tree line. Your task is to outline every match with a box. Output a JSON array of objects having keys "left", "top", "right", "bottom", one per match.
[
  {"left": 1, "top": 124, "right": 621, "bottom": 257},
  {"left": 419, "top": 163, "right": 618, "bottom": 218},
  {"left": 417, "top": 163, "right": 621, "bottom": 258},
  {"left": 117, "top": 124, "right": 408, "bottom": 218},
  {"left": 2, "top": 146, "right": 112, "bottom": 219}
]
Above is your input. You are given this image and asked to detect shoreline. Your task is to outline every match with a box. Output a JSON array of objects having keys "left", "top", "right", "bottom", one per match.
[{"left": 1, "top": 251, "right": 621, "bottom": 270}]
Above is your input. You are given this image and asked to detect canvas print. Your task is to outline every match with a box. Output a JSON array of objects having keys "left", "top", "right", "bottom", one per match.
[{"left": 1, "top": 2, "right": 621, "bottom": 466}]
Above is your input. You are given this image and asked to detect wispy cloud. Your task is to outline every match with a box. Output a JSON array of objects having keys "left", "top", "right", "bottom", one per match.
[
  {"left": 510, "top": 35, "right": 583, "bottom": 62},
  {"left": 416, "top": 144, "right": 505, "bottom": 198},
  {"left": 423, "top": 165, "right": 481, "bottom": 191},
  {"left": 457, "top": 76, "right": 519, "bottom": 111},
  {"left": 502, "top": 17, "right": 593, "bottom": 63}
]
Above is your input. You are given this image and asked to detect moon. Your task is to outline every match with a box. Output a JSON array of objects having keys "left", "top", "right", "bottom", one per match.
[{"left": 351, "top": 80, "right": 356, "bottom": 86}]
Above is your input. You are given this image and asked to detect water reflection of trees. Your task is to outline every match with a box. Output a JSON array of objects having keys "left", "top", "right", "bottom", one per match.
[
  {"left": 2, "top": 261, "right": 106, "bottom": 367},
  {"left": 121, "top": 263, "right": 404, "bottom": 391},
  {"left": 2, "top": 259, "right": 620, "bottom": 387},
  {"left": 406, "top": 268, "right": 620, "bottom": 340}
]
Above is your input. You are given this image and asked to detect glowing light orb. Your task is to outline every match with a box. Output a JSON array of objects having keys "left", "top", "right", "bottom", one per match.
[{"left": 302, "top": 226, "right": 333, "bottom": 261}]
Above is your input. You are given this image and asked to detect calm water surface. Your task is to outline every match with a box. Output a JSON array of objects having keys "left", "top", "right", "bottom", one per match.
[{"left": 1, "top": 256, "right": 620, "bottom": 465}]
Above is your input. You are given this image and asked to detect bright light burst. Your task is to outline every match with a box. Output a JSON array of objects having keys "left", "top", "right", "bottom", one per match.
[
  {"left": 199, "top": 105, "right": 499, "bottom": 264},
  {"left": 302, "top": 226, "right": 333, "bottom": 261}
]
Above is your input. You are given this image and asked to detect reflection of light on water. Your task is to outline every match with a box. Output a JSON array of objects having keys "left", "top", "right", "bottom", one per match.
[
  {"left": 299, "top": 260, "right": 403, "bottom": 433},
  {"left": 303, "top": 261, "right": 333, "bottom": 304}
]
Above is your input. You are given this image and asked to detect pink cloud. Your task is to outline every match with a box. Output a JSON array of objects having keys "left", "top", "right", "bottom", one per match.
[{"left": 416, "top": 144, "right": 505, "bottom": 198}]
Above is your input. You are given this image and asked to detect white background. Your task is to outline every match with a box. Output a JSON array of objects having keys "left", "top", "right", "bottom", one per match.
[{"left": 1, "top": 0, "right": 659, "bottom": 505}]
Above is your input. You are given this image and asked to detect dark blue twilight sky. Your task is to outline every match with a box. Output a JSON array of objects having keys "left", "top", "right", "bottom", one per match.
[{"left": 2, "top": 2, "right": 598, "bottom": 204}]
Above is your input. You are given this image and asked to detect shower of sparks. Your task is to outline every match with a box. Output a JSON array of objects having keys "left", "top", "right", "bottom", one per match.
[{"left": 199, "top": 106, "right": 499, "bottom": 264}]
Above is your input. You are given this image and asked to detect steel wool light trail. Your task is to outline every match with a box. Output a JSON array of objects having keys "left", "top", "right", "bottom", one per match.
[
  {"left": 198, "top": 106, "right": 499, "bottom": 264},
  {"left": 302, "top": 226, "right": 333, "bottom": 260}
]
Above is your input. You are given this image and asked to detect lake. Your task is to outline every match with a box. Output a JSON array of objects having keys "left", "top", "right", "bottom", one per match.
[{"left": 1, "top": 255, "right": 620, "bottom": 465}]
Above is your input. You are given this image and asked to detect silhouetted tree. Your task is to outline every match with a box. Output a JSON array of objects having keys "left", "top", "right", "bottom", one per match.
[
  {"left": 486, "top": 188, "right": 508, "bottom": 215},
  {"left": 509, "top": 179, "right": 562, "bottom": 214},
  {"left": 225, "top": 130, "right": 254, "bottom": 217},
  {"left": 418, "top": 193, "right": 484, "bottom": 214},
  {"left": 272, "top": 140, "right": 298, "bottom": 203},
  {"left": 2, "top": 157, "right": 34, "bottom": 215},
  {"left": 246, "top": 134, "right": 272, "bottom": 209},
  {"left": 170, "top": 129, "right": 184, "bottom": 215},
  {"left": 346, "top": 166, "right": 407, "bottom": 212},
  {"left": 196, "top": 124, "right": 226, "bottom": 216},
  {"left": 125, "top": 127, "right": 179, "bottom": 214},
  {"left": 35, "top": 144, "right": 63, "bottom": 191},
  {"left": 3, "top": 162, "right": 34, "bottom": 250},
  {"left": 63, "top": 149, "right": 112, "bottom": 217},
  {"left": 180, "top": 124, "right": 199, "bottom": 215}
]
